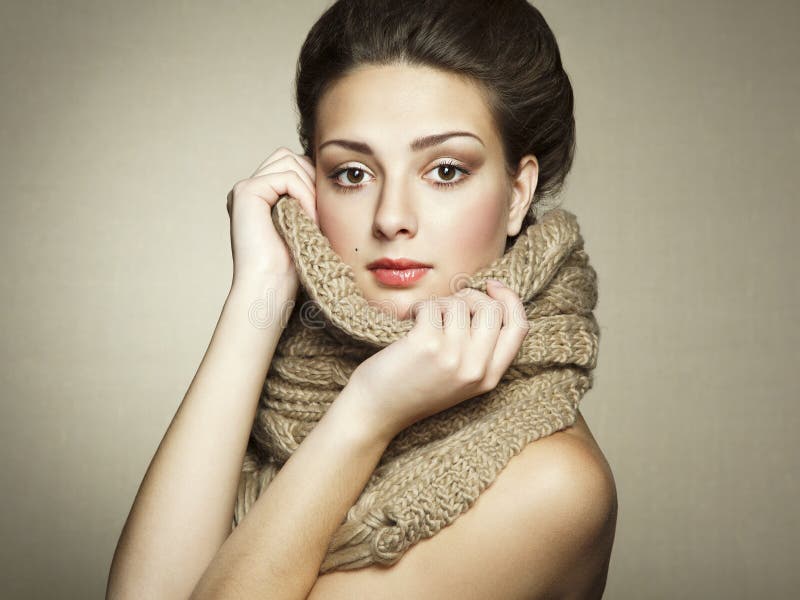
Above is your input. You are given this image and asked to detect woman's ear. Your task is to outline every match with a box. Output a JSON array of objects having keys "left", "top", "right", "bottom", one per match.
[{"left": 506, "top": 154, "right": 539, "bottom": 237}]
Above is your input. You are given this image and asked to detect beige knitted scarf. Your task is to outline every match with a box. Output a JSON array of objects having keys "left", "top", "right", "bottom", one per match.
[{"left": 232, "top": 194, "right": 600, "bottom": 575}]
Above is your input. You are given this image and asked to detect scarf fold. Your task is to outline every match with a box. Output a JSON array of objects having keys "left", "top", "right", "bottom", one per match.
[{"left": 233, "top": 194, "right": 600, "bottom": 575}]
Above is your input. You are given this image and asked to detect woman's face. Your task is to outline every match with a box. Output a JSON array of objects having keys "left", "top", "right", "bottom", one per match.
[{"left": 313, "top": 63, "right": 538, "bottom": 320}]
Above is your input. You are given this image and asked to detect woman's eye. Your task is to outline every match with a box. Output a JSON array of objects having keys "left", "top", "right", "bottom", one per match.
[
  {"left": 427, "top": 162, "right": 470, "bottom": 186},
  {"left": 341, "top": 167, "right": 370, "bottom": 185},
  {"left": 328, "top": 166, "right": 374, "bottom": 191}
]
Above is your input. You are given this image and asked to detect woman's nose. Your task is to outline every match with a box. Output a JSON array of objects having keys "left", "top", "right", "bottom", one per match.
[{"left": 371, "top": 181, "right": 418, "bottom": 240}]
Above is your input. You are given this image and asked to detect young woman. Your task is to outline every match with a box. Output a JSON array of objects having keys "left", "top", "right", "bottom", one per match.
[{"left": 107, "top": 1, "right": 617, "bottom": 598}]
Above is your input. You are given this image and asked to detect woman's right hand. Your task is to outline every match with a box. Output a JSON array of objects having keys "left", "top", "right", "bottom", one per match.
[
  {"left": 226, "top": 146, "right": 319, "bottom": 288},
  {"left": 346, "top": 281, "right": 531, "bottom": 443}
]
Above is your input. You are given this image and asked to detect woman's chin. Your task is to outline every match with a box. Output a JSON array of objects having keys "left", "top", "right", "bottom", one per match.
[
  {"left": 357, "top": 275, "right": 449, "bottom": 322},
  {"left": 363, "top": 296, "right": 413, "bottom": 321}
]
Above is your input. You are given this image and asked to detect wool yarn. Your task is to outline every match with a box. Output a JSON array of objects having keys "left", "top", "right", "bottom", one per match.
[{"left": 232, "top": 194, "right": 600, "bottom": 575}]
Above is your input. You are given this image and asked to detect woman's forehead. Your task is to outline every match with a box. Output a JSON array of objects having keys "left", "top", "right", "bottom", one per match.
[{"left": 315, "top": 64, "right": 498, "bottom": 153}]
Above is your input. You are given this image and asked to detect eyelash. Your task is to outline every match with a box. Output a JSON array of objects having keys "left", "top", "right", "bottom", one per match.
[{"left": 327, "top": 160, "right": 471, "bottom": 193}]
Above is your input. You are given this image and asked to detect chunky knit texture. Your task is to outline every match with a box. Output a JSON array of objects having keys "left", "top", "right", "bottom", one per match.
[{"left": 232, "top": 194, "right": 600, "bottom": 575}]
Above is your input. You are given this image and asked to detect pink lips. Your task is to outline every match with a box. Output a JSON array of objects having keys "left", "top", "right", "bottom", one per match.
[{"left": 367, "top": 257, "right": 432, "bottom": 288}]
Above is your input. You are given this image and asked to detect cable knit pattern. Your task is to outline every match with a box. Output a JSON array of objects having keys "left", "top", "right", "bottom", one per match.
[{"left": 232, "top": 194, "right": 600, "bottom": 574}]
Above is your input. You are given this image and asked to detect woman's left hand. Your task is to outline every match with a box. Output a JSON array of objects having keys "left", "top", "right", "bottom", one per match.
[{"left": 346, "top": 280, "right": 530, "bottom": 442}]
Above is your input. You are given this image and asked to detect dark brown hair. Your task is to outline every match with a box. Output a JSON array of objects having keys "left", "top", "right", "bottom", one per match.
[{"left": 294, "top": 0, "right": 575, "bottom": 230}]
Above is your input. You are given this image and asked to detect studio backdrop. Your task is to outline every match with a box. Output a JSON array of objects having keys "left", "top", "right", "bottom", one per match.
[{"left": 0, "top": 1, "right": 797, "bottom": 598}]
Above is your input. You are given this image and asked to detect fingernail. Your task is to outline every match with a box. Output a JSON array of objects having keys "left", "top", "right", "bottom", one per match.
[{"left": 487, "top": 278, "right": 506, "bottom": 288}]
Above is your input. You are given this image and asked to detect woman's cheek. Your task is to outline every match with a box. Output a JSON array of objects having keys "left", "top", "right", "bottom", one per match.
[
  {"left": 450, "top": 194, "right": 507, "bottom": 260},
  {"left": 317, "top": 197, "right": 345, "bottom": 241},
  {"left": 318, "top": 202, "right": 361, "bottom": 262}
]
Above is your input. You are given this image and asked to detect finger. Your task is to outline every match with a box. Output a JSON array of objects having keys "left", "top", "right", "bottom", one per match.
[
  {"left": 410, "top": 299, "right": 445, "bottom": 333},
  {"left": 244, "top": 171, "right": 317, "bottom": 224},
  {"left": 270, "top": 170, "right": 318, "bottom": 226},
  {"left": 469, "top": 292, "right": 504, "bottom": 349},
  {"left": 451, "top": 288, "right": 503, "bottom": 382},
  {"left": 253, "top": 154, "right": 316, "bottom": 199},
  {"left": 483, "top": 280, "right": 530, "bottom": 377},
  {"left": 442, "top": 294, "right": 471, "bottom": 347},
  {"left": 486, "top": 280, "right": 529, "bottom": 329},
  {"left": 250, "top": 146, "right": 297, "bottom": 176},
  {"left": 297, "top": 153, "right": 317, "bottom": 181}
]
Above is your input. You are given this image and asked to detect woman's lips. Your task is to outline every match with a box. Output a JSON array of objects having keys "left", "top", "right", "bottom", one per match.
[
  {"left": 366, "top": 257, "right": 432, "bottom": 288},
  {"left": 370, "top": 267, "right": 431, "bottom": 287}
]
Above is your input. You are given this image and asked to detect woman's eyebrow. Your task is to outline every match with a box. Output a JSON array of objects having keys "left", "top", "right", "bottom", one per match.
[{"left": 318, "top": 131, "right": 484, "bottom": 154}]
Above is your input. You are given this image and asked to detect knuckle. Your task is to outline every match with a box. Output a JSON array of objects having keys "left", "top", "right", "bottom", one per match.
[
  {"left": 455, "top": 297, "right": 470, "bottom": 311},
  {"left": 445, "top": 298, "right": 468, "bottom": 319},
  {"left": 479, "top": 295, "right": 501, "bottom": 308},
  {"left": 230, "top": 179, "right": 248, "bottom": 196},
  {"left": 286, "top": 168, "right": 302, "bottom": 180},
  {"left": 418, "top": 335, "right": 443, "bottom": 357},
  {"left": 459, "top": 363, "right": 487, "bottom": 385},
  {"left": 470, "top": 293, "right": 491, "bottom": 307},
  {"left": 436, "top": 349, "right": 460, "bottom": 372},
  {"left": 291, "top": 153, "right": 308, "bottom": 168},
  {"left": 481, "top": 372, "right": 501, "bottom": 392}
]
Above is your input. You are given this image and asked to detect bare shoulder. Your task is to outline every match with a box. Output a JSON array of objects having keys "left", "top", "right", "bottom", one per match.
[
  {"left": 307, "top": 410, "right": 618, "bottom": 600},
  {"left": 505, "top": 410, "right": 619, "bottom": 598}
]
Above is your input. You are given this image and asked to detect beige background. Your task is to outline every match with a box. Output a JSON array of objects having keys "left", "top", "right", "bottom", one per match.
[{"left": 1, "top": 1, "right": 797, "bottom": 598}]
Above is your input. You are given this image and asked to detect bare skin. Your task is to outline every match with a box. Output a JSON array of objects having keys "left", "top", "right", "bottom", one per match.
[
  {"left": 551, "top": 411, "right": 618, "bottom": 598},
  {"left": 106, "top": 62, "right": 617, "bottom": 600},
  {"left": 306, "top": 410, "right": 617, "bottom": 600}
]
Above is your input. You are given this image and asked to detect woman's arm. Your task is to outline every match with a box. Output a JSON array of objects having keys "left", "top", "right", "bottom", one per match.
[
  {"left": 189, "top": 375, "right": 392, "bottom": 599},
  {"left": 106, "top": 273, "right": 299, "bottom": 599},
  {"left": 187, "top": 285, "right": 530, "bottom": 599}
]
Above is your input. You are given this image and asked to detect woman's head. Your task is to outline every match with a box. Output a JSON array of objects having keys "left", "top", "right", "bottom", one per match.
[{"left": 294, "top": 0, "right": 575, "bottom": 319}]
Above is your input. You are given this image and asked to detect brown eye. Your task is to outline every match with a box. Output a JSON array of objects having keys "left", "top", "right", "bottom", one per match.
[
  {"left": 426, "top": 161, "right": 471, "bottom": 188},
  {"left": 437, "top": 164, "right": 457, "bottom": 181},
  {"left": 345, "top": 167, "right": 365, "bottom": 184},
  {"left": 328, "top": 165, "right": 375, "bottom": 192}
]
